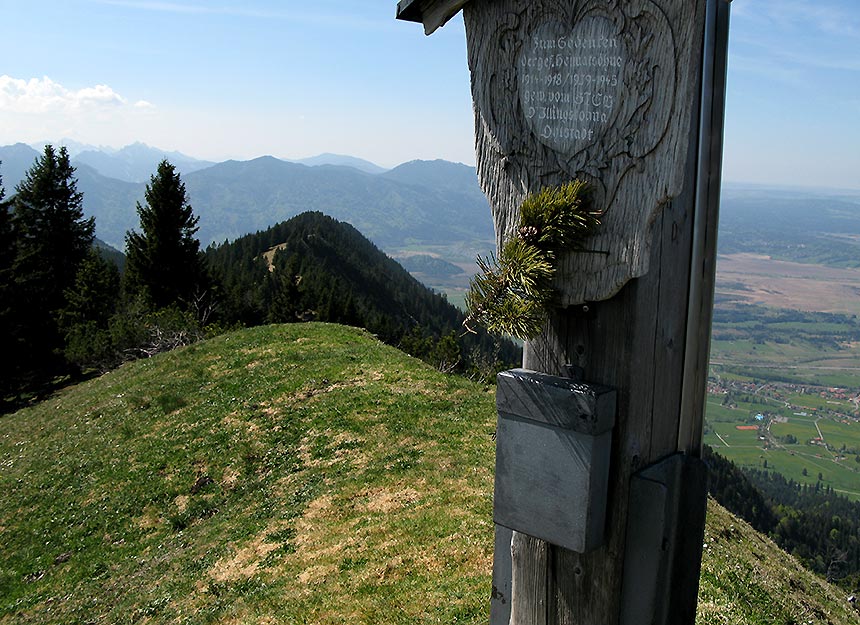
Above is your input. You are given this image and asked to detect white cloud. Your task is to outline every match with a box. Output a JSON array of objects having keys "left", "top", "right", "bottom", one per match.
[
  {"left": 0, "top": 75, "right": 162, "bottom": 151},
  {"left": 729, "top": 1, "right": 860, "bottom": 83},
  {"left": 0, "top": 75, "right": 129, "bottom": 113}
]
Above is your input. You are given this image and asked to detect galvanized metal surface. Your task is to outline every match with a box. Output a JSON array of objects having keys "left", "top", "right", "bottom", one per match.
[
  {"left": 619, "top": 453, "right": 709, "bottom": 625},
  {"left": 496, "top": 369, "right": 615, "bottom": 435},
  {"left": 493, "top": 369, "right": 616, "bottom": 554}
]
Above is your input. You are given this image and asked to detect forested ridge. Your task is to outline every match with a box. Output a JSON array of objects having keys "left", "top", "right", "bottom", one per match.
[
  {"left": 0, "top": 149, "right": 518, "bottom": 408},
  {"left": 706, "top": 445, "right": 860, "bottom": 589},
  {"left": 204, "top": 211, "right": 520, "bottom": 377}
]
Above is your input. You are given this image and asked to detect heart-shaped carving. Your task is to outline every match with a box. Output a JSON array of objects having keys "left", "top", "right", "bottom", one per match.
[{"left": 518, "top": 16, "right": 625, "bottom": 156}]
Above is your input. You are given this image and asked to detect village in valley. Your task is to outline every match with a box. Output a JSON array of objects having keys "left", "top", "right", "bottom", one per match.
[{"left": 706, "top": 374, "right": 860, "bottom": 499}]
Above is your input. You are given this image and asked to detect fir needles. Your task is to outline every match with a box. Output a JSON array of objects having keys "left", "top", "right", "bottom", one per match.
[{"left": 464, "top": 180, "right": 600, "bottom": 340}]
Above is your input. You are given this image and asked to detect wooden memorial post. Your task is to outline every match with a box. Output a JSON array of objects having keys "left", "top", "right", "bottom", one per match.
[{"left": 398, "top": 0, "right": 731, "bottom": 623}]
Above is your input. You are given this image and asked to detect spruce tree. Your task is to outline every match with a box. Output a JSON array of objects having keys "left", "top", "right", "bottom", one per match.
[
  {"left": 0, "top": 166, "right": 12, "bottom": 260},
  {"left": 0, "top": 167, "right": 14, "bottom": 306},
  {"left": 0, "top": 167, "right": 17, "bottom": 399},
  {"left": 12, "top": 146, "right": 94, "bottom": 314},
  {"left": 59, "top": 249, "right": 121, "bottom": 371},
  {"left": 124, "top": 159, "right": 207, "bottom": 311},
  {"left": 9, "top": 146, "right": 95, "bottom": 387}
]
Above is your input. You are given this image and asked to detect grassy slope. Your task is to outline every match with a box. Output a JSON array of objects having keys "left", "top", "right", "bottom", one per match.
[
  {"left": 698, "top": 501, "right": 854, "bottom": 624},
  {"left": 0, "top": 324, "right": 856, "bottom": 624}
]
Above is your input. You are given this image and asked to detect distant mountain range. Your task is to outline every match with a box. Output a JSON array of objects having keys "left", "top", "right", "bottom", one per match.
[
  {"left": 0, "top": 143, "right": 492, "bottom": 254},
  {"left": 4, "top": 141, "right": 860, "bottom": 272},
  {"left": 73, "top": 142, "right": 215, "bottom": 183},
  {"left": 290, "top": 153, "right": 387, "bottom": 174}
]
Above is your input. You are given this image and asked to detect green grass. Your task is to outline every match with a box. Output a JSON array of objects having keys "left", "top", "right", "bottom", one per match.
[
  {"left": 771, "top": 418, "right": 820, "bottom": 442},
  {"left": 704, "top": 423, "right": 762, "bottom": 448},
  {"left": 0, "top": 324, "right": 497, "bottom": 624},
  {"left": 705, "top": 401, "right": 860, "bottom": 498},
  {"left": 713, "top": 362, "right": 860, "bottom": 390},
  {"left": 698, "top": 500, "right": 856, "bottom": 624},
  {"left": 709, "top": 300, "right": 860, "bottom": 388},
  {"left": 787, "top": 392, "right": 856, "bottom": 414},
  {"left": 818, "top": 419, "right": 860, "bottom": 451},
  {"left": 1, "top": 323, "right": 856, "bottom": 624},
  {"left": 705, "top": 399, "right": 748, "bottom": 423}
]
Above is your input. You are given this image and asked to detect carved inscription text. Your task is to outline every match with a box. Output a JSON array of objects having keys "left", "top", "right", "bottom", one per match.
[{"left": 518, "top": 17, "right": 625, "bottom": 155}]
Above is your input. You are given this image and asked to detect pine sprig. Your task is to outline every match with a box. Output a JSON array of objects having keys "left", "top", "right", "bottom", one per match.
[
  {"left": 518, "top": 179, "right": 598, "bottom": 248},
  {"left": 464, "top": 180, "right": 599, "bottom": 340},
  {"left": 501, "top": 238, "right": 555, "bottom": 299}
]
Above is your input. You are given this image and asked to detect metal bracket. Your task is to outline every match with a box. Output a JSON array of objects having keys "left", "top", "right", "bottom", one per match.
[{"left": 619, "top": 452, "right": 709, "bottom": 625}]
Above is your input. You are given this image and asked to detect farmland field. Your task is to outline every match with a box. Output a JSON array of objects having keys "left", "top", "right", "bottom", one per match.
[
  {"left": 715, "top": 253, "right": 860, "bottom": 316},
  {"left": 770, "top": 418, "right": 819, "bottom": 443},
  {"left": 705, "top": 396, "right": 860, "bottom": 499}
]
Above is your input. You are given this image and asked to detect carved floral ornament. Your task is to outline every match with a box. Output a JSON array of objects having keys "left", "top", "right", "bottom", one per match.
[{"left": 461, "top": 0, "right": 705, "bottom": 305}]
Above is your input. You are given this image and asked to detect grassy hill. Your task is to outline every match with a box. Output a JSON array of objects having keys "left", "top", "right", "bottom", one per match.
[{"left": 1, "top": 324, "right": 856, "bottom": 624}]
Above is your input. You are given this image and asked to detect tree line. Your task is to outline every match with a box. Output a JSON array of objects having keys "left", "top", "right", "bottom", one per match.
[
  {"left": 711, "top": 303, "right": 860, "bottom": 349},
  {"left": 1, "top": 146, "right": 519, "bottom": 409},
  {"left": 705, "top": 445, "right": 860, "bottom": 589},
  {"left": 204, "top": 210, "right": 520, "bottom": 378},
  {"left": 0, "top": 146, "right": 209, "bottom": 406}
]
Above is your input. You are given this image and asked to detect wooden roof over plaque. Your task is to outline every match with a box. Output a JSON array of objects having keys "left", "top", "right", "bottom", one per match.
[
  {"left": 399, "top": 0, "right": 707, "bottom": 305},
  {"left": 396, "top": 0, "right": 469, "bottom": 34}
]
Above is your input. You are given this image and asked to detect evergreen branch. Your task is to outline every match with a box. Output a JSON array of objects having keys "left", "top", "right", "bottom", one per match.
[{"left": 464, "top": 180, "right": 599, "bottom": 341}]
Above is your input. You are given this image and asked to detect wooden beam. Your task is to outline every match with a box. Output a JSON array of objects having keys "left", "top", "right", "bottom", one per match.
[
  {"left": 395, "top": 0, "right": 731, "bottom": 621},
  {"left": 395, "top": 0, "right": 470, "bottom": 35},
  {"left": 457, "top": 2, "right": 731, "bottom": 620}
]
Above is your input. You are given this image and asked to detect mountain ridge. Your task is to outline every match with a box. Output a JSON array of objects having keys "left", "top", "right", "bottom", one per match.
[
  {"left": 291, "top": 152, "right": 388, "bottom": 174},
  {"left": 72, "top": 141, "right": 215, "bottom": 183},
  {"left": 204, "top": 210, "right": 519, "bottom": 373},
  {"left": 0, "top": 144, "right": 492, "bottom": 254}
]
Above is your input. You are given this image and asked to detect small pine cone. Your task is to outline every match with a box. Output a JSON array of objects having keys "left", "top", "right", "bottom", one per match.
[{"left": 519, "top": 225, "right": 539, "bottom": 242}]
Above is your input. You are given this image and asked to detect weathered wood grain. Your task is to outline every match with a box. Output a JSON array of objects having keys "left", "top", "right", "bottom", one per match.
[
  {"left": 464, "top": 0, "right": 707, "bottom": 305},
  {"left": 395, "top": 0, "right": 470, "bottom": 34},
  {"left": 510, "top": 531, "right": 549, "bottom": 625},
  {"left": 482, "top": 5, "right": 717, "bottom": 617}
]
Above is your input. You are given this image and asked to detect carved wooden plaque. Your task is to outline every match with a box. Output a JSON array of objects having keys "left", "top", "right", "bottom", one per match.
[{"left": 464, "top": 0, "right": 706, "bottom": 305}]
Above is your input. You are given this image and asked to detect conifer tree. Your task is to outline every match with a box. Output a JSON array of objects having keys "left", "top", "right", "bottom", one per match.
[
  {"left": 0, "top": 167, "right": 11, "bottom": 248},
  {"left": 0, "top": 167, "right": 17, "bottom": 399},
  {"left": 124, "top": 159, "right": 208, "bottom": 311},
  {"left": 59, "top": 249, "right": 121, "bottom": 370},
  {"left": 12, "top": 146, "right": 95, "bottom": 315},
  {"left": 9, "top": 146, "right": 95, "bottom": 387},
  {"left": 0, "top": 167, "right": 14, "bottom": 305}
]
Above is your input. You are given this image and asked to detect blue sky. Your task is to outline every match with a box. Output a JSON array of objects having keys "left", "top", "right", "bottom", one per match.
[{"left": 1, "top": 0, "right": 858, "bottom": 189}]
